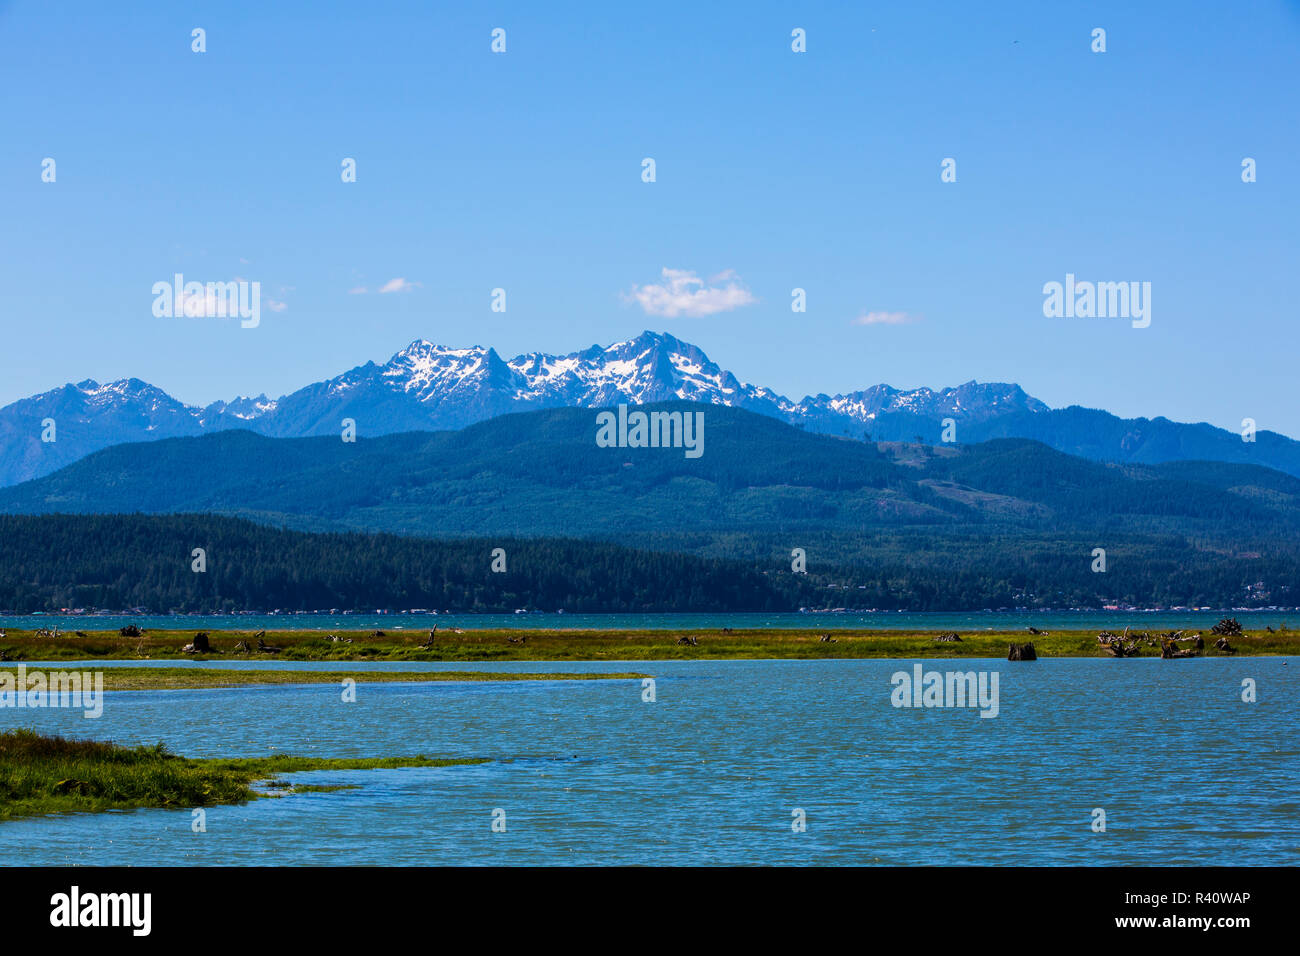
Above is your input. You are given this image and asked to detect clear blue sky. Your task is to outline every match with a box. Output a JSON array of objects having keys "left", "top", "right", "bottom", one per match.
[{"left": 3, "top": 1, "right": 1298, "bottom": 433}]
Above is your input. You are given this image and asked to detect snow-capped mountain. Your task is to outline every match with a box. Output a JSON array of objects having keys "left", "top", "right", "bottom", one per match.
[{"left": 0, "top": 330, "right": 1296, "bottom": 486}]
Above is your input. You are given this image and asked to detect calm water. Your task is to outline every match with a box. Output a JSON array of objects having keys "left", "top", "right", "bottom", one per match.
[
  {"left": 3, "top": 610, "right": 1297, "bottom": 632},
  {"left": 2, "top": 658, "right": 1296, "bottom": 865}
]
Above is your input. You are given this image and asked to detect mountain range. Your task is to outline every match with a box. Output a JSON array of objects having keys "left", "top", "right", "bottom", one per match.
[
  {"left": 2, "top": 330, "right": 1296, "bottom": 487},
  {"left": 3, "top": 403, "right": 1296, "bottom": 608}
]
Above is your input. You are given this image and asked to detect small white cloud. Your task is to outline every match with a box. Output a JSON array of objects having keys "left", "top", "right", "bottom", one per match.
[
  {"left": 348, "top": 286, "right": 368, "bottom": 295},
  {"left": 853, "top": 310, "right": 919, "bottom": 326},
  {"left": 625, "top": 267, "right": 757, "bottom": 318},
  {"left": 378, "top": 277, "right": 421, "bottom": 294},
  {"left": 267, "top": 299, "right": 288, "bottom": 312}
]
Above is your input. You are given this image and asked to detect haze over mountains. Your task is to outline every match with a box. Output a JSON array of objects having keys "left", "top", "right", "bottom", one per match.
[{"left": 2, "top": 331, "right": 1296, "bottom": 487}]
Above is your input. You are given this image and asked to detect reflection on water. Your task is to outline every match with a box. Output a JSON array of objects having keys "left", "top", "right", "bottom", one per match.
[{"left": 2, "top": 659, "right": 1296, "bottom": 865}]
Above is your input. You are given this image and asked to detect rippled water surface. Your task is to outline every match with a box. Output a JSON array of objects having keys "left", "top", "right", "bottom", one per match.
[{"left": 3, "top": 659, "right": 1296, "bottom": 865}]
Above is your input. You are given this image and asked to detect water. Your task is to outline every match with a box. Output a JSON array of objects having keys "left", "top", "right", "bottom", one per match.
[
  {"left": 3, "top": 609, "right": 1296, "bottom": 632},
  {"left": 3, "top": 658, "right": 1296, "bottom": 865}
]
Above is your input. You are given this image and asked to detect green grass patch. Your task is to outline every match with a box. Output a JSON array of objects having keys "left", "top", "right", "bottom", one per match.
[{"left": 0, "top": 729, "right": 482, "bottom": 821}]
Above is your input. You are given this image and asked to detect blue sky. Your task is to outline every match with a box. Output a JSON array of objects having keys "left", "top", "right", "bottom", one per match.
[{"left": 3, "top": 1, "right": 1299, "bottom": 433}]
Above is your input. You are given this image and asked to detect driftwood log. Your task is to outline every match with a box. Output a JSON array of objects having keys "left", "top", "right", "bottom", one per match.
[
  {"left": 934, "top": 632, "right": 962, "bottom": 642},
  {"left": 1211, "top": 618, "right": 1243, "bottom": 636},
  {"left": 1008, "top": 642, "right": 1038, "bottom": 661},
  {"left": 1160, "top": 639, "right": 1199, "bottom": 659}
]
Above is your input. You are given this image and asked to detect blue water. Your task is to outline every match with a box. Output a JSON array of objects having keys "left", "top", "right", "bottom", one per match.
[
  {"left": 2, "top": 658, "right": 1296, "bottom": 865},
  {"left": 3, "top": 609, "right": 1297, "bottom": 632}
]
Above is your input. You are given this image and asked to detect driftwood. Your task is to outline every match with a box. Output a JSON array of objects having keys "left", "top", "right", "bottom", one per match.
[
  {"left": 257, "top": 637, "right": 282, "bottom": 654},
  {"left": 819, "top": 634, "right": 838, "bottom": 643},
  {"left": 233, "top": 640, "right": 250, "bottom": 653},
  {"left": 119, "top": 625, "right": 143, "bottom": 637},
  {"left": 1100, "top": 632, "right": 1142, "bottom": 657},
  {"left": 1026, "top": 626, "right": 1049, "bottom": 636},
  {"left": 182, "top": 632, "right": 214, "bottom": 655},
  {"left": 1211, "top": 618, "right": 1243, "bottom": 636},
  {"left": 675, "top": 635, "right": 698, "bottom": 647},
  {"left": 1008, "top": 642, "right": 1037, "bottom": 661},
  {"left": 372, "top": 630, "right": 386, "bottom": 637},
  {"left": 934, "top": 632, "right": 962, "bottom": 642},
  {"left": 1160, "top": 639, "right": 1199, "bottom": 659},
  {"left": 1214, "top": 637, "right": 1237, "bottom": 654},
  {"left": 507, "top": 635, "right": 528, "bottom": 645}
]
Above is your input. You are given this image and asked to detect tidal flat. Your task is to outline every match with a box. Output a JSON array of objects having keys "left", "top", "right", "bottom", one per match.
[{"left": 0, "top": 667, "right": 647, "bottom": 692}]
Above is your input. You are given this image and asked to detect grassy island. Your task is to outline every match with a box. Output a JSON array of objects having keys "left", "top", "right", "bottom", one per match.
[
  {"left": 0, "top": 625, "right": 1295, "bottom": 661},
  {"left": 0, "top": 729, "right": 483, "bottom": 820}
]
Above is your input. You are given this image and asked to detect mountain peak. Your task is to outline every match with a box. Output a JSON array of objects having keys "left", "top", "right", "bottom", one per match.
[{"left": 11, "top": 330, "right": 1291, "bottom": 489}]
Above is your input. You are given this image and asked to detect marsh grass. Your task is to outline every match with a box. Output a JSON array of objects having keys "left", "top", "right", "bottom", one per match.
[
  {"left": 1, "top": 626, "right": 1295, "bottom": 662},
  {"left": 0, "top": 729, "right": 481, "bottom": 821}
]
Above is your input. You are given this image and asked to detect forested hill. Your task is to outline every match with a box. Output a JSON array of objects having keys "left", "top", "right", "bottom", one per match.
[
  {"left": 3, "top": 404, "right": 1298, "bottom": 611},
  {"left": 1, "top": 512, "right": 1296, "bottom": 613},
  {"left": 3, "top": 403, "right": 1299, "bottom": 541},
  {"left": 0, "top": 514, "right": 816, "bottom": 614}
]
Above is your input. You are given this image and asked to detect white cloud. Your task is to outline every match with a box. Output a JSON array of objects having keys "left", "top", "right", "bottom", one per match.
[
  {"left": 853, "top": 311, "right": 919, "bottom": 326},
  {"left": 378, "top": 277, "right": 421, "bottom": 294},
  {"left": 625, "top": 267, "right": 757, "bottom": 318},
  {"left": 348, "top": 286, "right": 368, "bottom": 295},
  {"left": 267, "top": 299, "right": 288, "bottom": 312}
]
